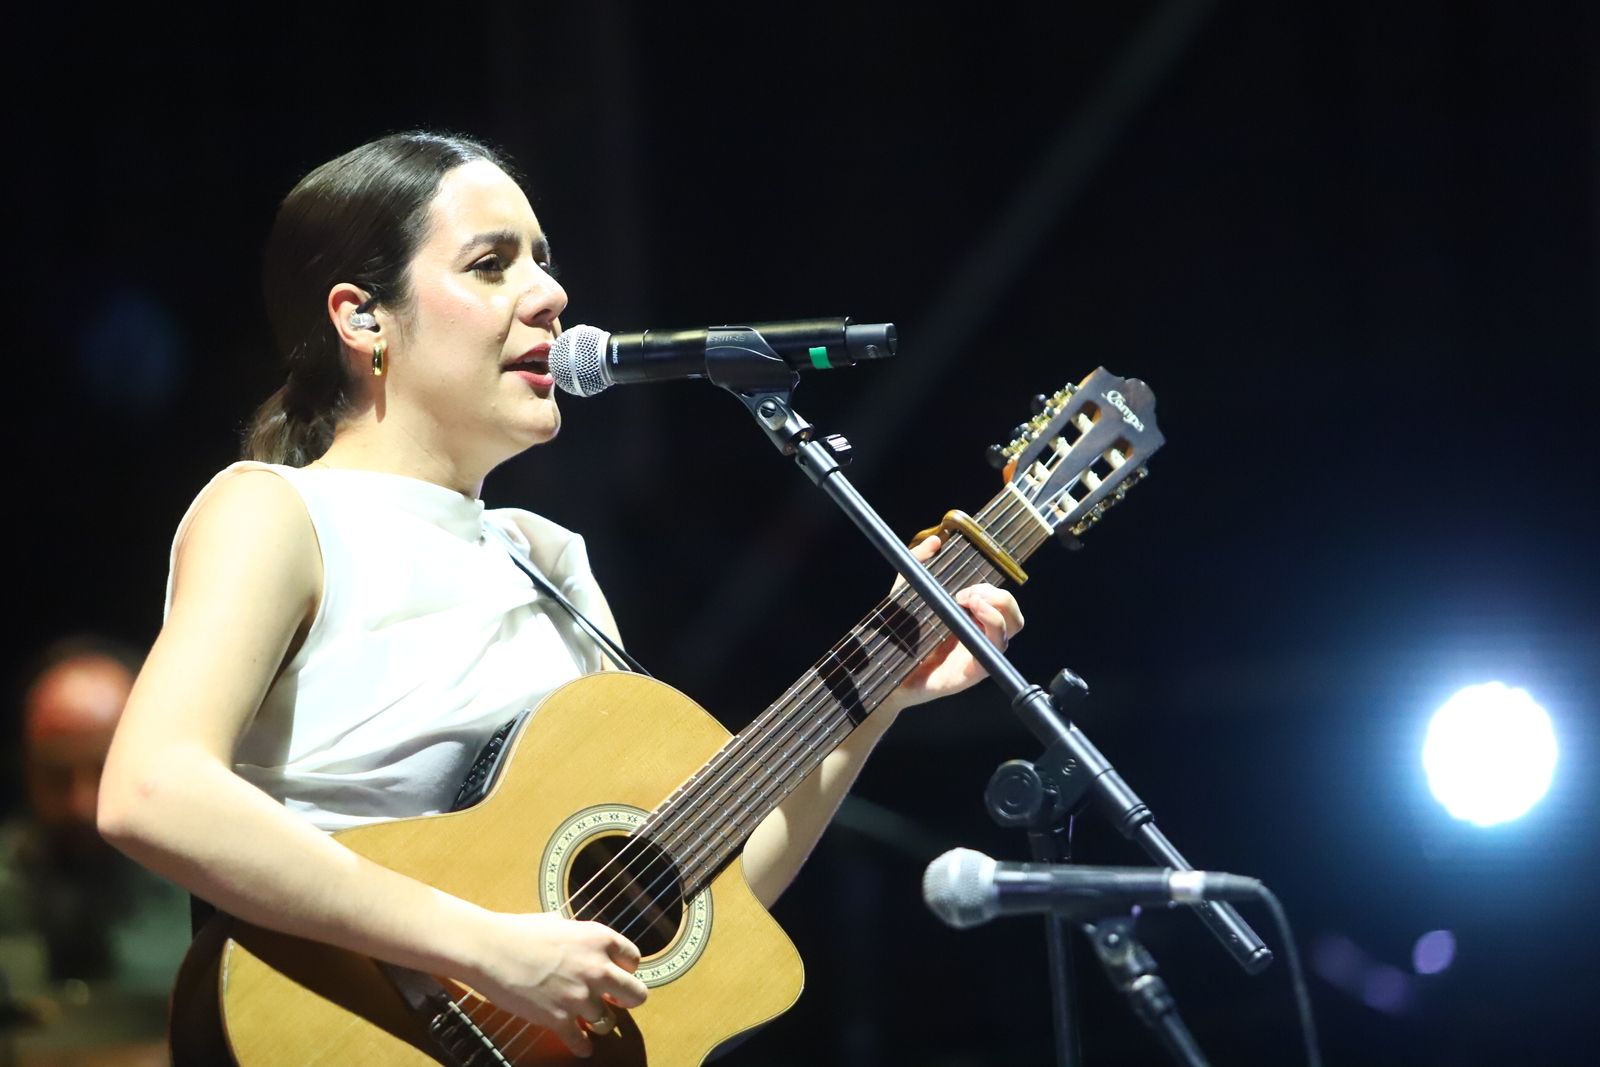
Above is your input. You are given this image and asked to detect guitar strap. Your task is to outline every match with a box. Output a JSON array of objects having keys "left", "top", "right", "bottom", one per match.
[
  {"left": 485, "top": 524, "right": 652, "bottom": 678},
  {"left": 440, "top": 530, "right": 655, "bottom": 815}
]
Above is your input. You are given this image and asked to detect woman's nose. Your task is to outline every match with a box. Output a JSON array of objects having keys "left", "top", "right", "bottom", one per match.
[{"left": 518, "top": 267, "right": 567, "bottom": 327}]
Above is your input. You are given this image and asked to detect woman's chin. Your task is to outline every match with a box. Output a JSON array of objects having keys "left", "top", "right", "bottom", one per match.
[{"left": 512, "top": 408, "right": 562, "bottom": 451}]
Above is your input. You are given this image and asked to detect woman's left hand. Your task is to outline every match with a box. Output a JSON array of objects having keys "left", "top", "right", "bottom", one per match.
[{"left": 892, "top": 535, "right": 1025, "bottom": 709}]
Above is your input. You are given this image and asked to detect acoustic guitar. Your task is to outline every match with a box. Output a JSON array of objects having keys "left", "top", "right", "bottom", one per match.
[{"left": 170, "top": 368, "right": 1165, "bottom": 1065}]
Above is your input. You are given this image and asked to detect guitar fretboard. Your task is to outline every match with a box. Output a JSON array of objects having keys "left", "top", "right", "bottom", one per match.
[{"left": 639, "top": 482, "right": 1052, "bottom": 897}]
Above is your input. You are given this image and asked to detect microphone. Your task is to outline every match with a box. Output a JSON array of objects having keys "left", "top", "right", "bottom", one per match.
[
  {"left": 922, "top": 848, "right": 1263, "bottom": 930},
  {"left": 549, "top": 318, "right": 896, "bottom": 397}
]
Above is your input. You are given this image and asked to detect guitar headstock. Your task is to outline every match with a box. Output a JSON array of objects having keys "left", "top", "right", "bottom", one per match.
[{"left": 988, "top": 368, "right": 1165, "bottom": 540}]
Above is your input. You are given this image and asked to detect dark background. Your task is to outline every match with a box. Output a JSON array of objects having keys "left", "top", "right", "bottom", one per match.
[{"left": 7, "top": 2, "right": 1600, "bottom": 1064}]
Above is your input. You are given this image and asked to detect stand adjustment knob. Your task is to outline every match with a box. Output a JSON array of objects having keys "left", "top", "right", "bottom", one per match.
[
  {"left": 985, "top": 759, "right": 1051, "bottom": 827},
  {"left": 822, "top": 434, "right": 853, "bottom": 466},
  {"left": 1049, "top": 668, "right": 1090, "bottom": 708}
]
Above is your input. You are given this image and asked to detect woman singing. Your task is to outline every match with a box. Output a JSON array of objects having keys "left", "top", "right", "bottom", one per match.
[{"left": 97, "top": 130, "right": 1022, "bottom": 1060}]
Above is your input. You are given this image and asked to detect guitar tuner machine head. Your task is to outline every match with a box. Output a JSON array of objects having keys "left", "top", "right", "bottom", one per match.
[{"left": 998, "top": 369, "right": 1164, "bottom": 547}]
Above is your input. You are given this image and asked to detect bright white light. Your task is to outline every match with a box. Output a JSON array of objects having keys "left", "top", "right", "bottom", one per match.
[{"left": 1423, "top": 683, "right": 1557, "bottom": 826}]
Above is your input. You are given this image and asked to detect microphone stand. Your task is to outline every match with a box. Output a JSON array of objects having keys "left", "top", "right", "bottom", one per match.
[
  {"left": 984, "top": 670, "right": 1089, "bottom": 1067},
  {"left": 707, "top": 347, "right": 1271, "bottom": 1060},
  {"left": 986, "top": 676, "right": 1210, "bottom": 1067},
  {"left": 1082, "top": 914, "right": 1210, "bottom": 1067}
]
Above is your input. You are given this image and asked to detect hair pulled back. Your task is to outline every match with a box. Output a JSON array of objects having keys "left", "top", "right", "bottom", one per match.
[{"left": 245, "top": 131, "right": 514, "bottom": 465}]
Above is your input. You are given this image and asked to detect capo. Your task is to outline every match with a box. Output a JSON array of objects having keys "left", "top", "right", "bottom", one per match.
[{"left": 910, "top": 509, "right": 1029, "bottom": 585}]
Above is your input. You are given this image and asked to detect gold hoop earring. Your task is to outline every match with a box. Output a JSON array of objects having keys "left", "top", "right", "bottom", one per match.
[{"left": 372, "top": 340, "right": 386, "bottom": 378}]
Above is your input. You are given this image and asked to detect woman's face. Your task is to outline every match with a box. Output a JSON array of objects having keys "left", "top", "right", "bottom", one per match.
[{"left": 388, "top": 158, "right": 568, "bottom": 470}]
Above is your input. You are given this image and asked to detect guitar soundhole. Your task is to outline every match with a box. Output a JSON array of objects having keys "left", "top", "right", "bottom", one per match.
[{"left": 566, "top": 834, "right": 685, "bottom": 958}]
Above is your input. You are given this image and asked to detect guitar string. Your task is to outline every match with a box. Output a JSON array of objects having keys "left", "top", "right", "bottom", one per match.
[
  {"left": 621, "top": 438, "right": 1093, "bottom": 895},
  {"left": 476, "top": 541, "right": 1016, "bottom": 1063},
  {"left": 466, "top": 489, "right": 1058, "bottom": 1056},
  {"left": 557, "top": 493, "right": 1031, "bottom": 933},
  {"left": 468, "top": 494, "right": 1048, "bottom": 1057},
  {"left": 492, "top": 434, "right": 1135, "bottom": 1060},
  {"left": 546, "top": 451, "right": 1070, "bottom": 934},
  {"left": 473, "top": 418, "right": 1094, "bottom": 1054},
  {"left": 494, "top": 451, "right": 1102, "bottom": 1061},
  {"left": 465, "top": 455, "right": 1085, "bottom": 1051},
  {"left": 464, "top": 476, "right": 1068, "bottom": 1058},
  {"left": 591, "top": 492, "right": 1046, "bottom": 903},
  {"left": 467, "top": 501, "right": 1034, "bottom": 1057},
  {"left": 472, "top": 532, "right": 1017, "bottom": 1059}
]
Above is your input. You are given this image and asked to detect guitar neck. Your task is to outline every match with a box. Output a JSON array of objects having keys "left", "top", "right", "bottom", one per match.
[{"left": 643, "top": 483, "right": 1052, "bottom": 895}]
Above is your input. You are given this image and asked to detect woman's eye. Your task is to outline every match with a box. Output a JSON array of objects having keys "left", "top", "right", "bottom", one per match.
[{"left": 472, "top": 256, "right": 506, "bottom": 278}]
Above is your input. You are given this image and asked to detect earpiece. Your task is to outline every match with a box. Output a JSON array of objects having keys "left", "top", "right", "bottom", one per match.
[{"left": 350, "top": 311, "right": 379, "bottom": 332}]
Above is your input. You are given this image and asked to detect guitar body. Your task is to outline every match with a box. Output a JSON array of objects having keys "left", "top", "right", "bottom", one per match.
[{"left": 170, "top": 672, "right": 805, "bottom": 1066}]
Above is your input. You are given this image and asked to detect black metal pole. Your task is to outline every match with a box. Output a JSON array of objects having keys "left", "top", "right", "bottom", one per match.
[{"left": 734, "top": 388, "right": 1273, "bottom": 975}]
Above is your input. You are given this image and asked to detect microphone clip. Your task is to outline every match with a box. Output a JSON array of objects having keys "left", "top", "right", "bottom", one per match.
[{"left": 706, "top": 327, "right": 801, "bottom": 395}]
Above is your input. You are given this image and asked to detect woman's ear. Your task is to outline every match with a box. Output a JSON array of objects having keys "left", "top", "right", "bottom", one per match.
[{"left": 328, "top": 283, "right": 381, "bottom": 351}]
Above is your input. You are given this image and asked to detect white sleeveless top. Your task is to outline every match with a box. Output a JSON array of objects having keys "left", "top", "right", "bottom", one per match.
[{"left": 166, "top": 462, "right": 610, "bottom": 831}]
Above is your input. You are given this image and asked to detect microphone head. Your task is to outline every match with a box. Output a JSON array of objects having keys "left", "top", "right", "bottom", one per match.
[
  {"left": 549, "top": 325, "right": 614, "bottom": 397},
  {"left": 921, "top": 847, "right": 997, "bottom": 930}
]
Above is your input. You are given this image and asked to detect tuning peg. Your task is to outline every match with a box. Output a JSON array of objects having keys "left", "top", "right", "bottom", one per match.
[
  {"left": 1012, "top": 423, "right": 1031, "bottom": 441},
  {"left": 986, "top": 444, "right": 1011, "bottom": 470},
  {"left": 1055, "top": 527, "right": 1085, "bottom": 551},
  {"left": 1030, "top": 393, "right": 1049, "bottom": 415}
]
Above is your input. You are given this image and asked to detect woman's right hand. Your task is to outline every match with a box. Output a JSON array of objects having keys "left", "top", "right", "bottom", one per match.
[{"left": 464, "top": 911, "right": 649, "bottom": 1058}]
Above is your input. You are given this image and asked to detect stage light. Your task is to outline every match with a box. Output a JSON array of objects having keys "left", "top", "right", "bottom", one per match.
[
  {"left": 1422, "top": 683, "right": 1557, "bottom": 827},
  {"left": 1412, "top": 930, "right": 1456, "bottom": 975}
]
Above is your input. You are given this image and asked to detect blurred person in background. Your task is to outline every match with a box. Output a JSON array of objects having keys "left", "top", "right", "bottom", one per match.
[{"left": 1, "top": 635, "right": 190, "bottom": 1066}]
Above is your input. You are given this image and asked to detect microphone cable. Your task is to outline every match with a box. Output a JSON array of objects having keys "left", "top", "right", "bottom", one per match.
[{"left": 1248, "top": 882, "right": 1322, "bottom": 1067}]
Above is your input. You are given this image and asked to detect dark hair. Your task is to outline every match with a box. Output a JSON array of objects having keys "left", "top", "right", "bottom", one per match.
[{"left": 244, "top": 131, "right": 517, "bottom": 466}]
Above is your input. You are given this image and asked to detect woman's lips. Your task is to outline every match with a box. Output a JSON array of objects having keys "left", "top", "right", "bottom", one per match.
[
  {"left": 506, "top": 342, "right": 554, "bottom": 391},
  {"left": 511, "top": 368, "right": 555, "bottom": 391}
]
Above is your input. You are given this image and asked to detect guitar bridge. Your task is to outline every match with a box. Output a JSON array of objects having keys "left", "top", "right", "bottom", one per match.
[
  {"left": 428, "top": 996, "right": 513, "bottom": 1066},
  {"left": 383, "top": 963, "right": 511, "bottom": 1066}
]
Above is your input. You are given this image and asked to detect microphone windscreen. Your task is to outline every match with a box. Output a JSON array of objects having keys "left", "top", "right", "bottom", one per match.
[
  {"left": 921, "top": 847, "right": 995, "bottom": 930},
  {"left": 550, "top": 325, "right": 613, "bottom": 397}
]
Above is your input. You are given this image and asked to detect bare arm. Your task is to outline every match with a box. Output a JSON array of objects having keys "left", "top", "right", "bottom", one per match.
[
  {"left": 741, "top": 536, "right": 1023, "bottom": 907},
  {"left": 98, "top": 471, "right": 644, "bottom": 1055}
]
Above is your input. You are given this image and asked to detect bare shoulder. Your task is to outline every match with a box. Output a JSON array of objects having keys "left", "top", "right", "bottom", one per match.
[
  {"left": 188, "top": 466, "right": 311, "bottom": 526},
  {"left": 170, "top": 468, "right": 321, "bottom": 612},
  {"left": 119, "top": 469, "right": 323, "bottom": 760}
]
